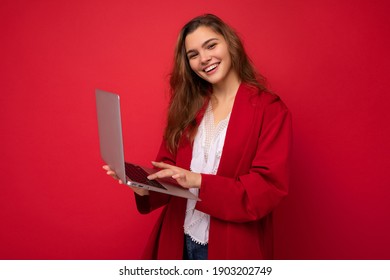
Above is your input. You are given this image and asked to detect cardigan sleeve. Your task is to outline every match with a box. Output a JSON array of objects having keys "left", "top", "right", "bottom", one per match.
[
  {"left": 133, "top": 140, "right": 175, "bottom": 214},
  {"left": 195, "top": 100, "right": 292, "bottom": 223}
]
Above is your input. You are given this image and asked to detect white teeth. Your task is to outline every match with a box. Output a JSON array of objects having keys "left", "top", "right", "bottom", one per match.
[{"left": 205, "top": 63, "right": 218, "bottom": 72}]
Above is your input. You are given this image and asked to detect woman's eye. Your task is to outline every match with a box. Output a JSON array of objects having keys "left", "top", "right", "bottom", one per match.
[
  {"left": 188, "top": 53, "right": 198, "bottom": 59},
  {"left": 207, "top": 43, "right": 216, "bottom": 49}
]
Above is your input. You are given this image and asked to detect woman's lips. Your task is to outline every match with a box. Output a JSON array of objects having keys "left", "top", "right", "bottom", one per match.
[{"left": 204, "top": 62, "right": 220, "bottom": 73}]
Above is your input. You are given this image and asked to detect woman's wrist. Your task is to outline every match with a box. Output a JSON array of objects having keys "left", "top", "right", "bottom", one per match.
[{"left": 194, "top": 173, "right": 202, "bottom": 188}]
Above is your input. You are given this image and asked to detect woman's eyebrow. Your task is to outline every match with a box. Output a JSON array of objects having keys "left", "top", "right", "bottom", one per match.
[
  {"left": 186, "top": 38, "right": 219, "bottom": 55},
  {"left": 201, "top": 38, "right": 219, "bottom": 47}
]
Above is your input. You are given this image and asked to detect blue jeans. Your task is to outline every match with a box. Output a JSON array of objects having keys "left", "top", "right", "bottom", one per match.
[{"left": 183, "top": 234, "right": 208, "bottom": 260}]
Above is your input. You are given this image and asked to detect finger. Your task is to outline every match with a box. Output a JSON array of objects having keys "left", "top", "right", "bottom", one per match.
[
  {"left": 172, "top": 173, "right": 184, "bottom": 180},
  {"left": 106, "top": 170, "right": 116, "bottom": 176},
  {"left": 102, "top": 165, "right": 110, "bottom": 171},
  {"left": 147, "top": 169, "right": 174, "bottom": 180},
  {"left": 106, "top": 170, "right": 119, "bottom": 180},
  {"left": 151, "top": 161, "right": 174, "bottom": 169},
  {"left": 147, "top": 171, "right": 163, "bottom": 180}
]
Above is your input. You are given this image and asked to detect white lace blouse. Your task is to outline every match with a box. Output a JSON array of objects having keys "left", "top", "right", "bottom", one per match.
[{"left": 184, "top": 102, "right": 231, "bottom": 245}]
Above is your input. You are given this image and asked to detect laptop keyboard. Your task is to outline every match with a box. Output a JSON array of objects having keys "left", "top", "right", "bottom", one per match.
[{"left": 125, "top": 163, "right": 167, "bottom": 190}]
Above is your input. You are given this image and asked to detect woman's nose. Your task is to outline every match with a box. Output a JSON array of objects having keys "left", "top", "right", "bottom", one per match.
[{"left": 200, "top": 52, "right": 211, "bottom": 64}]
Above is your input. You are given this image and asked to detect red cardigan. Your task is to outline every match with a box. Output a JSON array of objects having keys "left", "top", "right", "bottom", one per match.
[{"left": 134, "top": 83, "right": 292, "bottom": 259}]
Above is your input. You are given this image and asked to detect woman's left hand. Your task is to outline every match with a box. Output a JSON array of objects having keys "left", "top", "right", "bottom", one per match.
[{"left": 147, "top": 161, "right": 202, "bottom": 189}]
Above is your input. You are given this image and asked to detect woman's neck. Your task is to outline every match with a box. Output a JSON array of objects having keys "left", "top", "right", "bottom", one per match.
[
  {"left": 210, "top": 71, "right": 241, "bottom": 125},
  {"left": 211, "top": 70, "right": 241, "bottom": 103}
]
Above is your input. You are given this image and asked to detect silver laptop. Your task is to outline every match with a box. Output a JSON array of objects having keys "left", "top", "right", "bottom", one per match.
[{"left": 95, "top": 89, "right": 199, "bottom": 200}]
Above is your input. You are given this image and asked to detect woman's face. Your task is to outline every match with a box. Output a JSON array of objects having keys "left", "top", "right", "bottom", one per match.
[{"left": 185, "top": 26, "right": 235, "bottom": 87}]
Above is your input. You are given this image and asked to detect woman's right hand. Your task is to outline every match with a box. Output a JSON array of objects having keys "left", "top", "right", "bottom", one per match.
[{"left": 102, "top": 165, "right": 149, "bottom": 196}]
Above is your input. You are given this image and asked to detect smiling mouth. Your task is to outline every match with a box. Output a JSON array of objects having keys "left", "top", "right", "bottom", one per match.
[{"left": 204, "top": 63, "right": 220, "bottom": 73}]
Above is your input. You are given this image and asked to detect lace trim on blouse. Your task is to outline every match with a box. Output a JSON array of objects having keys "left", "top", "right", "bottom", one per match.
[{"left": 184, "top": 102, "right": 230, "bottom": 245}]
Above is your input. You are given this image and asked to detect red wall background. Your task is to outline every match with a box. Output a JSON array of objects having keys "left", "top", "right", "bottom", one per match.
[{"left": 1, "top": 0, "right": 389, "bottom": 259}]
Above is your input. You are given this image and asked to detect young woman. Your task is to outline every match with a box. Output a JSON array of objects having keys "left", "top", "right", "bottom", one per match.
[{"left": 103, "top": 14, "right": 292, "bottom": 260}]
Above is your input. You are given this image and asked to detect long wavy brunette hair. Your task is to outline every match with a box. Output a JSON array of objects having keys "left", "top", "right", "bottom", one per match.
[{"left": 164, "top": 14, "right": 268, "bottom": 154}]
